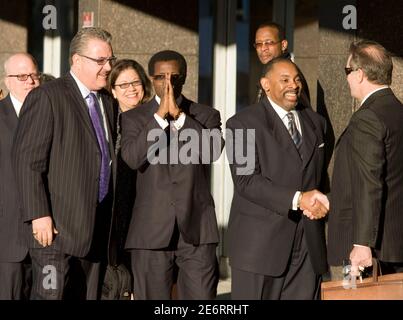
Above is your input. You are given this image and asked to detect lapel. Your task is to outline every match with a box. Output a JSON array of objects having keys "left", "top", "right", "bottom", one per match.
[
  {"left": 261, "top": 97, "right": 302, "bottom": 164},
  {"left": 63, "top": 73, "right": 99, "bottom": 145},
  {"left": 0, "top": 95, "right": 19, "bottom": 133},
  {"left": 99, "top": 90, "right": 116, "bottom": 149},
  {"left": 298, "top": 107, "right": 318, "bottom": 169}
]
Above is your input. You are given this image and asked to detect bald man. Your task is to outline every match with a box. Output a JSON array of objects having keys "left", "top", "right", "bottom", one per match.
[
  {"left": 0, "top": 53, "right": 40, "bottom": 299},
  {"left": 253, "top": 22, "right": 311, "bottom": 109}
]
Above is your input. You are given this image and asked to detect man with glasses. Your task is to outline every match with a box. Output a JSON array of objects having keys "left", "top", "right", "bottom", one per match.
[
  {"left": 254, "top": 22, "right": 311, "bottom": 109},
  {"left": 328, "top": 40, "right": 403, "bottom": 277},
  {"left": 0, "top": 53, "right": 40, "bottom": 299},
  {"left": 12, "top": 27, "right": 116, "bottom": 299},
  {"left": 121, "top": 50, "right": 224, "bottom": 299}
]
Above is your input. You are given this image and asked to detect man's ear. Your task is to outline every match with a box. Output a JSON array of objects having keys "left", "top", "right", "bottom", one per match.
[
  {"left": 357, "top": 68, "right": 365, "bottom": 83},
  {"left": 71, "top": 54, "right": 81, "bottom": 68},
  {"left": 260, "top": 76, "right": 270, "bottom": 92},
  {"left": 281, "top": 39, "right": 288, "bottom": 53},
  {"left": 4, "top": 77, "right": 10, "bottom": 91}
]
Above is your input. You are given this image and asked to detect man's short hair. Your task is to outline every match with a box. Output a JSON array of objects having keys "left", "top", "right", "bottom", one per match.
[
  {"left": 256, "top": 21, "right": 286, "bottom": 41},
  {"left": 148, "top": 50, "right": 187, "bottom": 78},
  {"left": 4, "top": 53, "right": 38, "bottom": 74},
  {"left": 69, "top": 27, "right": 112, "bottom": 66},
  {"left": 349, "top": 40, "right": 393, "bottom": 86},
  {"left": 261, "top": 56, "right": 297, "bottom": 77}
]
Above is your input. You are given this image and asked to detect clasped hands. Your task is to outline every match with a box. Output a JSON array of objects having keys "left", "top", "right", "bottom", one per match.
[
  {"left": 299, "top": 189, "right": 329, "bottom": 220},
  {"left": 156, "top": 73, "right": 182, "bottom": 120}
]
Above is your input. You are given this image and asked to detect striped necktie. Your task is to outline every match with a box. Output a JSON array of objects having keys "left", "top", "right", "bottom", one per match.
[{"left": 286, "top": 112, "right": 302, "bottom": 150}]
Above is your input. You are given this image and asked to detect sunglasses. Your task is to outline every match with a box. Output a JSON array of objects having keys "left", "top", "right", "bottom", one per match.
[
  {"left": 152, "top": 74, "right": 184, "bottom": 82},
  {"left": 253, "top": 40, "right": 281, "bottom": 49},
  {"left": 344, "top": 67, "right": 359, "bottom": 76}
]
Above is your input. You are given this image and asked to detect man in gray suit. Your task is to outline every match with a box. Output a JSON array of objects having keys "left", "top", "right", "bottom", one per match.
[
  {"left": 121, "top": 50, "right": 224, "bottom": 299},
  {"left": 0, "top": 53, "right": 40, "bottom": 299},
  {"left": 12, "top": 28, "right": 116, "bottom": 299},
  {"left": 226, "top": 57, "right": 329, "bottom": 299},
  {"left": 328, "top": 40, "right": 403, "bottom": 276}
]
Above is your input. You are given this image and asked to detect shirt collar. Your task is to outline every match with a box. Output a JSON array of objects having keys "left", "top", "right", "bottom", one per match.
[
  {"left": 10, "top": 93, "right": 23, "bottom": 117},
  {"left": 70, "top": 70, "right": 93, "bottom": 99},
  {"left": 267, "top": 96, "right": 296, "bottom": 120},
  {"left": 360, "top": 86, "right": 389, "bottom": 106}
]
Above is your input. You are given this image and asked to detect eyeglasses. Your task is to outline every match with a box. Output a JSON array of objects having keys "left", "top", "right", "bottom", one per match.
[
  {"left": 152, "top": 74, "right": 184, "bottom": 82},
  {"left": 253, "top": 40, "right": 281, "bottom": 49},
  {"left": 7, "top": 73, "right": 41, "bottom": 81},
  {"left": 344, "top": 67, "right": 358, "bottom": 76},
  {"left": 114, "top": 80, "right": 143, "bottom": 89},
  {"left": 79, "top": 54, "right": 117, "bottom": 66}
]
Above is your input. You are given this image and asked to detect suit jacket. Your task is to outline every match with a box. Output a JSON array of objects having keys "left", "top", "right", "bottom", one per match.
[
  {"left": 328, "top": 88, "right": 403, "bottom": 266},
  {"left": 12, "top": 73, "right": 117, "bottom": 258},
  {"left": 0, "top": 95, "right": 28, "bottom": 262},
  {"left": 226, "top": 96, "right": 328, "bottom": 276},
  {"left": 121, "top": 96, "right": 224, "bottom": 249}
]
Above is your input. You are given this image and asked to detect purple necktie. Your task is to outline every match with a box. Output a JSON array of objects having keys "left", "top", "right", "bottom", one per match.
[{"left": 87, "top": 92, "right": 110, "bottom": 201}]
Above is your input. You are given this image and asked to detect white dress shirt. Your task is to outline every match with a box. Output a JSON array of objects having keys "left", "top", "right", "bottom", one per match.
[
  {"left": 10, "top": 93, "right": 23, "bottom": 117},
  {"left": 267, "top": 96, "right": 302, "bottom": 210},
  {"left": 70, "top": 70, "right": 109, "bottom": 142}
]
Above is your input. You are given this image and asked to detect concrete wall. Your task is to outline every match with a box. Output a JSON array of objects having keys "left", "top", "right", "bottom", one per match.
[
  {"left": 78, "top": 0, "right": 199, "bottom": 101},
  {"left": 0, "top": 0, "right": 29, "bottom": 96}
]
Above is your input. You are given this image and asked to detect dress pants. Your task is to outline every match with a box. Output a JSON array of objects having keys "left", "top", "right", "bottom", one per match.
[
  {"left": 29, "top": 193, "right": 112, "bottom": 300},
  {"left": 0, "top": 255, "right": 32, "bottom": 300},
  {"left": 130, "top": 224, "right": 219, "bottom": 300},
  {"left": 379, "top": 261, "right": 403, "bottom": 274},
  {"left": 231, "top": 220, "right": 321, "bottom": 300},
  {"left": 29, "top": 247, "right": 104, "bottom": 300}
]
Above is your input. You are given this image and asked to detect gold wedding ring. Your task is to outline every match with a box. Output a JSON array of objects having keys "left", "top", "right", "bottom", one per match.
[{"left": 32, "top": 231, "right": 38, "bottom": 235}]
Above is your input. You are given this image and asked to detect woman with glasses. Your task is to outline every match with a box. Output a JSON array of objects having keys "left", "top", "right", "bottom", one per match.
[{"left": 105, "top": 60, "right": 152, "bottom": 299}]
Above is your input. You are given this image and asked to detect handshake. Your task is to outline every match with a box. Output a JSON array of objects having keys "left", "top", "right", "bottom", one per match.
[{"left": 298, "top": 190, "right": 329, "bottom": 220}]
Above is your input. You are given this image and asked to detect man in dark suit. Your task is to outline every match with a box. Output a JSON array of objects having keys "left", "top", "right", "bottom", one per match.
[
  {"left": 253, "top": 22, "right": 311, "bottom": 109},
  {"left": 12, "top": 27, "right": 117, "bottom": 300},
  {"left": 0, "top": 53, "right": 40, "bottom": 299},
  {"left": 226, "top": 57, "right": 329, "bottom": 299},
  {"left": 121, "top": 50, "right": 224, "bottom": 299},
  {"left": 328, "top": 40, "right": 403, "bottom": 276}
]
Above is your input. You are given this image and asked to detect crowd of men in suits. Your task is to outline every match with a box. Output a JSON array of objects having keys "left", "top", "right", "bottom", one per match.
[{"left": 0, "top": 24, "right": 402, "bottom": 300}]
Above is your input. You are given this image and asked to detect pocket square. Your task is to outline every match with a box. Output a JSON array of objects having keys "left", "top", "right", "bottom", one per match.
[{"left": 318, "top": 143, "right": 325, "bottom": 148}]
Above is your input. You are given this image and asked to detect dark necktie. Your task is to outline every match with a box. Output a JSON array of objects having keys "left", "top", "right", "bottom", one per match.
[
  {"left": 87, "top": 92, "right": 110, "bottom": 201},
  {"left": 286, "top": 112, "right": 302, "bottom": 150}
]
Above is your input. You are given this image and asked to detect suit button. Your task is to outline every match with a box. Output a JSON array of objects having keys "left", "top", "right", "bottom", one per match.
[
  {"left": 172, "top": 181, "right": 177, "bottom": 185},
  {"left": 171, "top": 202, "right": 175, "bottom": 206}
]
